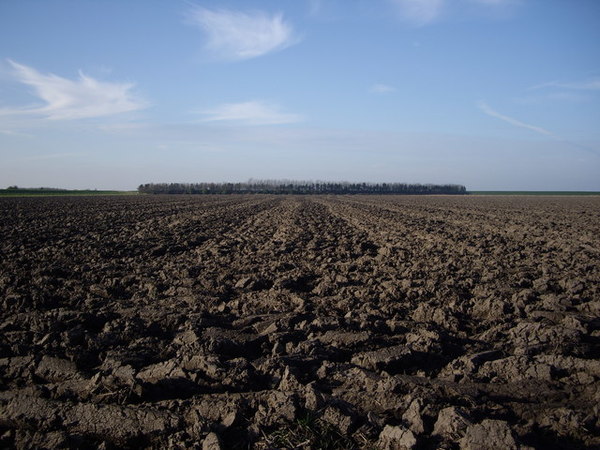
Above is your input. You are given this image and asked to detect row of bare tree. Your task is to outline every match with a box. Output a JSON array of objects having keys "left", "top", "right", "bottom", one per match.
[{"left": 138, "top": 180, "right": 467, "bottom": 195}]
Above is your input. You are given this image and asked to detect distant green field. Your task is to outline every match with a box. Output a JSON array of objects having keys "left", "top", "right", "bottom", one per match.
[
  {"left": 0, "top": 189, "right": 137, "bottom": 197},
  {"left": 469, "top": 191, "right": 600, "bottom": 196}
]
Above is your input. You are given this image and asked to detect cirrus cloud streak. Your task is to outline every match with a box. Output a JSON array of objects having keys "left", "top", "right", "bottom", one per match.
[
  {"left": 391, "top": 0, "right": 445, "bottom": 26},
  {"left": 369, "top": 83, "right": 397, "bottom": 94},
  {"left": 478, "top": 101, "right": 599, "bottom": 156},
  {"left": 390, "top": 0, "right": 518, "bottom": 26},
  {"left": 531, "top": 78, "right": 600, "bottom": 91},
  {"left": 478, "top": 101, "right": 557, "bottom": 138},
  {"left": 198, "top": 100, "right": 303, "bottom": 126},
  {"left": 3, "top": 60, "right": 147, "bottom": 120},
  {"left": 185, "top": 7, "right": 299, "bottom": 60}
]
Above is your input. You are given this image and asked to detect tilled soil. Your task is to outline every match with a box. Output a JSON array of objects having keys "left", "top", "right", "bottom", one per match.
[{"left": 0, "top": 194, "right": 599, "bottom": 449}]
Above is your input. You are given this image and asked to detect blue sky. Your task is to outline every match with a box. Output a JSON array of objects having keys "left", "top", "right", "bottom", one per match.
[{"left": 1, "top": 0, "right": 599, "bottom": 190}]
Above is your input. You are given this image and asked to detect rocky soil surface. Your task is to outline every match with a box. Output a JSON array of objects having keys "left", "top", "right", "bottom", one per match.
[{"left": 0, "top": 194, "right": 599, "bottom": 449}]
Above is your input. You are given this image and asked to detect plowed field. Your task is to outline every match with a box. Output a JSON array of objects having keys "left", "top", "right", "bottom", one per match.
[{"left": 1, "top": 195, "right": 599, "bottom": 449}]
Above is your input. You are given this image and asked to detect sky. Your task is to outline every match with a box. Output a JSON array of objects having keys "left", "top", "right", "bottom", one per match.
[{"left": 1, "top": 0, "right": 599, "bottom": 191}]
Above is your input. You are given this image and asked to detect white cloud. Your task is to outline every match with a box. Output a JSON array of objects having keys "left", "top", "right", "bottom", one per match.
[
  {"left": 531, "top": 78, "right": 600, "bottom": 91},
  {"left": 513, "top": 92, "right": 588, "bottom": 105},
  {"left": 370, "top": 84, "right": 397, "bottom": 94},
  {"left": 186, "top": 7, "right": 298, "bottom": 61},
  {"left": 477, "top": 101, "right": 557, "bottom": 138},
  {"left": 199, "top": 101, "right": 303, "bottom": 125},
  {"left": 5, "top": 60, "right": 147, "bottom": 120},
  {"left": 0, "top": 129, "right": 21, "bottom": 136},
  {"left": 391, "top": 0, "right": 445, "bottom": 26},
  {"left": 469, "top": 0, "right": 513, "bottom": 4},
  {"left": 24, "top": 152, "right": 82, "bottom": 161},
  {"left": 390, "top": 0, "right": 519, "bottom": 26},
  {"left": 308, "top": 0, "right": 323, "bottom": 17},
  {"left": 477, "top": 102, "right": 599, "bottom": 155}
]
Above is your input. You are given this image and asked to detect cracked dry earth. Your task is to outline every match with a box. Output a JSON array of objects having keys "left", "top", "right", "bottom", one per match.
[{"left": 0, "top": 195, "right": 599, "bottom": 450}]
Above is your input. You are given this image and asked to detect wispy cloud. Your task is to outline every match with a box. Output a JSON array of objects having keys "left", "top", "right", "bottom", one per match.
[
  {"left": 369, "top": 84, "right": 397, "bottom": 94},
  {"left": 469, "top": 0, "right": 514, "bottom": 5},
  {"left": 4, "top": 60, "right": 147, "bottom": 120},
  {"left": 23, "top": 152, "right": 83, "bottom": 161},
  {"left": 478, "top": 101, "right": 599, "bottom": 156},
  {"left": 513, "top": 92, "right": 588, "bottom": 105},
  {"left": 530, "top": 78, "right": 600, "bottom": 91},
  {"left": 185, "top": 6, "right": 299, "bottom": 61},
  {"left": 308, "top": 0, "right": 323, "bottom": 17},
  {"left": 478, "top": 101, "right": 557, "bottom": 138},
  {"left": 391, "top": 0, "right": 445, "bottom": 26},
  {"left": 198, "top": 100, "right": 303, "bottom": 125},
  {"left": 0, "top": 128, "right": 24, "bottom": 136},
  {"left": 390, "top": 0, "right": 518, "bottom": 26}
]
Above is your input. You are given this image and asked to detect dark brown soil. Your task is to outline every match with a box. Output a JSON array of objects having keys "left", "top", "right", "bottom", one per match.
[{"left": 1, "top": 195, "right": 599, "bottom": 449}]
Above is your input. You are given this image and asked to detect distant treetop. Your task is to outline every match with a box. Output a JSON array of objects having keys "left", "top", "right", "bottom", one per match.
[{"left": 138, "top": 180, "right": 467, "bottom": 195}]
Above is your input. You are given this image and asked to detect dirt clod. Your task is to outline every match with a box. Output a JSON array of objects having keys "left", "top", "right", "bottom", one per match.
[{"left": 1, "top": 194, "right": 599, "bottom": 448}]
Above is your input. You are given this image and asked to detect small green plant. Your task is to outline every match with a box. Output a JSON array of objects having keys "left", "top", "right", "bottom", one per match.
[{"left": 263, "top": 412, "right": 358, "bottom": 450}]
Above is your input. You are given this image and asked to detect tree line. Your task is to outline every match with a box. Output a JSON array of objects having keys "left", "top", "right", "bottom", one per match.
[{"left": 138, "top": 180, "right": 467, "bottom": 195}]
